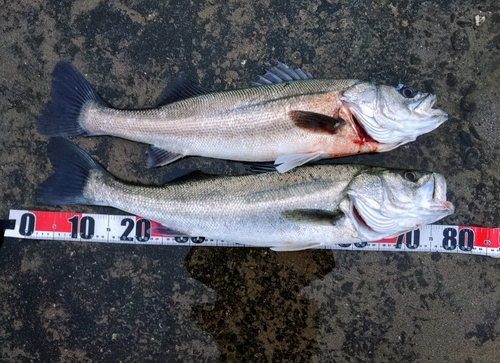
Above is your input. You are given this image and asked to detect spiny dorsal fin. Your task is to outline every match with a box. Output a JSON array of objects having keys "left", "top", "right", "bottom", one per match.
[
  {"left": 282, "top": 209, "right": 344, "bottom": 226},
  {"left": 289, "top": 110, "right": 346, "bottom": 135},
  {"left": 252, "top": 62, "right": 313, "bottom": 86},
  {"left": 155, "top": 78, "right": 211, "bottom": 107}
]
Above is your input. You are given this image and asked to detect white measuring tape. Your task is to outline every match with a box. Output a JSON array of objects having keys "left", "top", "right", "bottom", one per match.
[{"left": 3, "top": 209, "right": 500, "bottom": 258}]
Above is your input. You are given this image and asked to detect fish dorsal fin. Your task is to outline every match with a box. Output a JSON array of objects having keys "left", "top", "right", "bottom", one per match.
[
  {"left": 252, "top": 62, "right": 313, "bottom": 86},
  {"left": 275, "top": 152, "right": 324, "bottom": 173},
  {"left": 155, "top": 78, "right": 211, "bottom": 107},
  {"left": 147, "top": 145, "right": 183, "bottom": 167},
  {"left": 282, "top": 209, "right": 344, "bottom": 226},
  {"left": 289, "top": 110, "right": 346, "bottom": 134},
  {"left": 165, "top": 170, "right": 217, "bottom": 184},
  {"left": 271, "top": 243, "right": 322, "bottom": 252}
]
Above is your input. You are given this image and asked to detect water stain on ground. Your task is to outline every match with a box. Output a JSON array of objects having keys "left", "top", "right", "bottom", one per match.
[{"left": 185, "top": 248, "right": 335, "bottom": 361}]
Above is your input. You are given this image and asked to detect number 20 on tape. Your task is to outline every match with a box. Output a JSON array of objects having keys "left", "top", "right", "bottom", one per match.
[{"left": 5, "top": 209, "right": 500, "bottom": 258}]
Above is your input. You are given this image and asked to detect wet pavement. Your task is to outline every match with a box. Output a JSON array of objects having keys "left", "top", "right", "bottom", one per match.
[{"left": 1, "top": 1, "right": 500, "bottom": 362}]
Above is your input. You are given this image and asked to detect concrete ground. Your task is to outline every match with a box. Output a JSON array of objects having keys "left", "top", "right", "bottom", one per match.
[{"left": 1, "top": 1, "right": 500, "bottom": 362}]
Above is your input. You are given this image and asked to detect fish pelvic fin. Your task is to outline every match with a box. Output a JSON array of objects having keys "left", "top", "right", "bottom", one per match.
[
  {"left": 271, "top": 243, "right": 322, "bottom": 252},
  {"left": 36, "top": 138, "right": 109, "bottom": 206},
  {"left": 37, "top": 62, "right": 107, "bottom": 137},
  {"left": 275, "top": 152, "right": 325, "bottom": 173},
  {"left": 243, "top": 162, "right": 278, "bottom": 174}
]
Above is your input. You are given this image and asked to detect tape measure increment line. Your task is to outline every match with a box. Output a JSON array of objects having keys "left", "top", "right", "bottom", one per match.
[{"left": 3, "top": 209, "right": 500, "bottom": 258}]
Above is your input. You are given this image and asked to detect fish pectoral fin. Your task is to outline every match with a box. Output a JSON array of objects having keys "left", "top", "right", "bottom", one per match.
[
  {"left": 275, "top": 152, "right": 324, "bottom": 172},
  {"left": 155, "top": 78, "right": 211, "bottom": 107},
  {"left": 271, "top": 243, "right": 322, "bottom": 252},
  {"left": 289, "top": 110, "right": 346, "bottom": 134},
  {"left": 252, "top": 62, "right": 313, "bottom": 86},
  {"left": 147, "top": 145, "right": 184, "bottom": 168},
  {"left": 282, "top": 209, "right": 344, "bottom": 226}
]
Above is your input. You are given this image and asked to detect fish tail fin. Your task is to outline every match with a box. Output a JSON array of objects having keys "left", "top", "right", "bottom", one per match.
[
  {"left": 36, "top": 138, "right": 110, "bottom": 206},
  {"left": 37, "top": 62, "right": 107, "bottom": 137}
]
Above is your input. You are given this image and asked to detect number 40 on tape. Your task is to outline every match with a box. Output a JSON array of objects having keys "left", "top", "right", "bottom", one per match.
[{"left": 4, "top": 209, "right": 500, "bottom": 258}]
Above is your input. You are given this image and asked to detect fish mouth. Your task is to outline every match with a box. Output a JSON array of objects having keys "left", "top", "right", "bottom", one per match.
[
  {"left": 410, "top": 172, "right": 454, "bottom": 214},
  {"left": 428, "top": 173, "right": 455, "bottom": 213},
  {"left": 412, "top": 94, "right": 448, "bottom": 119}
]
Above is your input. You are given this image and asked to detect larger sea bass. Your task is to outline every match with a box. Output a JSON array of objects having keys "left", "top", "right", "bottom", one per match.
[
  {"left": 36, "top": 139, "right": 454, "bottom": 251},
  {"left": 37, "top": 62, "right": 448, "bottom": 172}
]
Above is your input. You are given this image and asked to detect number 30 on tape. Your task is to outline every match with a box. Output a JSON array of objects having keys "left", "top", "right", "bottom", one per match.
[{"left": 4, "top": 209, "right": 500, "bottom": 258}]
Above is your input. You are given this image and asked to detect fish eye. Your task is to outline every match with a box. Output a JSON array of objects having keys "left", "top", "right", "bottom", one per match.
[
  {"left": 403, "top": 171, "right": 417, "bottom": 182},
  {"left": 399, "top": 86, "right": 415, "bottom": 98}
]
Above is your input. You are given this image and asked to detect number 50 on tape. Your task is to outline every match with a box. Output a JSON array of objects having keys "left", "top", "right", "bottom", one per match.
[{"left": 4, "top": 209, "right": 500, "bottom": 258}]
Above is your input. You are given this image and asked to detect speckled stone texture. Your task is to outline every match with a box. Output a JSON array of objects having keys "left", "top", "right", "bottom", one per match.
[{"left": 1, "top": 0, "right": 500, "bottom": 362}]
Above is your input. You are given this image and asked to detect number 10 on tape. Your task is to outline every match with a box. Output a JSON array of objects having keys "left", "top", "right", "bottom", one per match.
[{"left": 5, "top": 209, "right": 500, "bottom": 258}]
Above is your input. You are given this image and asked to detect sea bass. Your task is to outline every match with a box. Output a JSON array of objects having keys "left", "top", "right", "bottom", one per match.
[
  {"left": 37, "top": 62, "right": 448, "bottom": 173},
  {"left": 36, "top": 138, "right": 454, "bottom": 251}
]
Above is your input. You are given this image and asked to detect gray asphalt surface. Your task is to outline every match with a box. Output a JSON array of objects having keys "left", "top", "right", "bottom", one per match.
[{"left": 1, "top": 1, "right": 500, "bottom": 362}]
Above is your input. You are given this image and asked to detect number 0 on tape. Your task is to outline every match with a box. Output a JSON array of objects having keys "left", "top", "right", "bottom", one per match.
[{"left": 4, "top": 209, "right": 500, "bottom": 258}]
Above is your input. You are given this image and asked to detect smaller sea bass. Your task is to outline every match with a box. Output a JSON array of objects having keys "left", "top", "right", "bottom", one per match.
[
  {"left": 36, "top": 138, "right": 454, "bottom": 251},
  {"left": 37, "top": 62, "right": 448, "bottom": 173}
]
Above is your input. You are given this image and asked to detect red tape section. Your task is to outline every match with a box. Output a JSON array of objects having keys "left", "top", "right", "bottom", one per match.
[{"left": 4, "top": 210, "right": 500, "bottom": 258}]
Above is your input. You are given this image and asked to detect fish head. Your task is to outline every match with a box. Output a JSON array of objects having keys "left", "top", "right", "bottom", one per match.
[
  {"left": 343, "top": 168, "right": 454, "bottom": 240},
  {"left": 340, "top": 82, "right": 448, "bottom": 147}
]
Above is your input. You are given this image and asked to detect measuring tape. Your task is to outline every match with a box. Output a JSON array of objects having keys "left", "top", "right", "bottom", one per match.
[{"left": 3, "top": 209, "right": 500, "bottom": 258}]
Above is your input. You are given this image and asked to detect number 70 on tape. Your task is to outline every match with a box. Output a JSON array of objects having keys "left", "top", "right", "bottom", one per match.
[{"left": 4, "top": 209, "right": 500, "bottom": 258}]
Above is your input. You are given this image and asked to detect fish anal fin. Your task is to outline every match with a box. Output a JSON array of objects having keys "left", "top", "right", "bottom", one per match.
[
  {"left": 271, "top": 243, "right": 322, "bottom": 252},
  {"left": 290, "top": 110, "right": 346, "bottom": 135},
  {"left": 149, "top": 222, "right": 185, "bottom": 236},
  {"left": 275, "top": 152, "right": 324, "bottom": 172},
  {"left": 282, "top": 209, "right": 344, "bottom": 226},
  {"left": 155, "top": 78, "right": 211, "bottom": 107},
  {"left": 147, "top": 145, "right": 183, "bottom": 168}
]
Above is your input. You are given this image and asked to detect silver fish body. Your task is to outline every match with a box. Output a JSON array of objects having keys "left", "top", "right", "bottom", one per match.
[
  {"left": 37, "top": 62, "right": 448, "bottom": 172},
  {"left": 82, "top": 78, "right": 359, "bottom": 162},
  {"left": 37, "top": 139, "right": 455, "bottom": 251}
]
